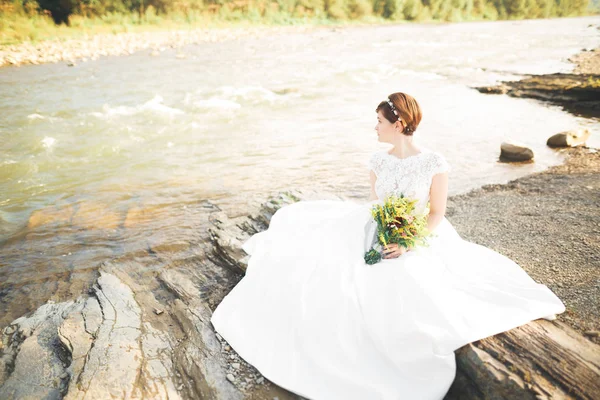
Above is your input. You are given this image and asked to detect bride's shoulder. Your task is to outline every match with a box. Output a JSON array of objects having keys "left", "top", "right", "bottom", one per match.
[
  {"left": 422, "top": 150, "right": 451, "bottom": 175},
  {"left": 367, "top": 150, "right": 386, "bottom": 170}
]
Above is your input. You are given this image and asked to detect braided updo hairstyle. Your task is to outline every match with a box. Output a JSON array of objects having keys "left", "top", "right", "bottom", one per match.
[{"left": 376, "top": 92, "right": 422, "bottom": 136}]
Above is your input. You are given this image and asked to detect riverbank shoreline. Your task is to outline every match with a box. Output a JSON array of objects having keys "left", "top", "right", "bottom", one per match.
[
  {"left": 0, "top": 24, "right": 322, "bottom": 68},
  {"left": 0, "top": 17, "right": 438, "bottom": 68},
  {"left": 461, "top": 47, "right": 599, "bottom": 340},
  {"left": 2, "top": 16, "right": 599, "bottom": 69},
  {"left": 474, "top": 46, "right": 600, "bottom": 118},
  {"left": 446, "top": 146, "right": 600, "bottom": 342}
]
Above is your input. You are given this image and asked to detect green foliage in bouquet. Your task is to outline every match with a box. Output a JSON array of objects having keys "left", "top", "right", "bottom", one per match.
[
  {"left": 364, "top": 248, "right": 382, "bottom": 265},
  {"left": 364, "top": 194, "right": 432, "bottom": 265}
]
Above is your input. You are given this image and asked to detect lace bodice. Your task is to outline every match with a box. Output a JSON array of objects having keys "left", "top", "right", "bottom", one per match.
[{"left": 368, "top": 149, "right": 450, "bottom": 214}]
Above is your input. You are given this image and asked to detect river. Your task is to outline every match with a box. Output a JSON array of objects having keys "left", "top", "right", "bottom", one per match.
[{"left": 1, "top": 16, "right": 599, "bottom": 327}]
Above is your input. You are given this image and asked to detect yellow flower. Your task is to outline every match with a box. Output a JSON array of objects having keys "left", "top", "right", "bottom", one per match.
[{"left": 378, "top": 232, "right": 387, "bottom": 246}]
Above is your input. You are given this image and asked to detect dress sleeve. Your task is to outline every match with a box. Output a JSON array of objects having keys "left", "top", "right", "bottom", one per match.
[
  {"left": 431, "top": 152, "right": 450, "bottom": 175},
  {"left": 368, "top": 152, "right": 383, "bottom": 176}
]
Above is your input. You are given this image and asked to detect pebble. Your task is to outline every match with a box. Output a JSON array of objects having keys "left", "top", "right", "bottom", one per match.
[
  {"left": 584, "top": 330, "right": 599, "bottom": 337},
  {"left": 232, "top": 362, "right": 240, "bottom": 369},
  {"left": 226, "top": 373, "right": 235, "bottom": 383},
  {"left": 256, "top": 377, "right": 264, "bottom": 384},
  {"left": 229, "top": 354, "right": 235, "bottom": 360}
]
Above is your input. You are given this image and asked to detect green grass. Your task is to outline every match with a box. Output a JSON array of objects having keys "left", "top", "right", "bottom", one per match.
[
  {"left": 0, "top": 9, "right": 417, "bottom": 47},
  {"left": 1, "top": 5, "right": 598, "bottom": 47},
  {"left": 0, "top": 12, "right": 328, "bottom": 46}
]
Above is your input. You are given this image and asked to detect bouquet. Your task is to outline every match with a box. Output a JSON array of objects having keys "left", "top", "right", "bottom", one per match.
[{"left": 364, "top": 194, "right": 432, "bottom": 265}]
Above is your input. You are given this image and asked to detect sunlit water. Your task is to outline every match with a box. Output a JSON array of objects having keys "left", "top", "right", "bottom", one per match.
[{"left": 1, "top": 16, "right": 599, "bottom": 326}]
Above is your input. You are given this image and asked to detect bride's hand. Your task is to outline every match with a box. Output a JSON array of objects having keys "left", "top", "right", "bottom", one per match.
[{"left": 382, "top": 244, "right": 410, "bottom": 259}]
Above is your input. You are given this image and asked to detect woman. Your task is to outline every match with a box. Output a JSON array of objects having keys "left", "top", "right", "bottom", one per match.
[{"left": 210, "top": 92, "right": 565, "bottom": 400}]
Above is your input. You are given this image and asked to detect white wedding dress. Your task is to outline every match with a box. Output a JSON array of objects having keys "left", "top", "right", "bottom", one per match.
[{"left": 210, "top": 149, "right": 565, "bottom": 400}]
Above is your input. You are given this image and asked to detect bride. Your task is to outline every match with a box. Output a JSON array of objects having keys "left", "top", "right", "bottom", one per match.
[{"left": 210, "top": 92, "right": 565, "bottom": 400}]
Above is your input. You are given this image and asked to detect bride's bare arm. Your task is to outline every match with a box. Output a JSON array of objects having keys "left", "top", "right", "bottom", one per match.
[
  {"left": 428, "top": 172, "right": 449, "bottom": 232},
  {"left": 368, "top": 170, "right": 378, "bottom": 201}
]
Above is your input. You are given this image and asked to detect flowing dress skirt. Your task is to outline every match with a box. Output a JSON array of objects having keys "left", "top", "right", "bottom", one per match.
[{"left": 210, "top": 200, "right": 565, "bottom": 400}]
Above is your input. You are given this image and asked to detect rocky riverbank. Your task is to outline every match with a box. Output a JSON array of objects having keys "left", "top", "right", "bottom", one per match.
[
  {"left": 0, "top": 25, "right": 314, "bottom": 68},
  {"left": 474, "top": 47, "right": 600, "bottom": 118},
  {"left": 446, "top": 146, "right": 600, "bottom": 342},
  {"left": 1, "top": 147, "right": 598, "bottom": 398},
  {"left": 207, "top": 147, "right": 600, "bottom": 398}
]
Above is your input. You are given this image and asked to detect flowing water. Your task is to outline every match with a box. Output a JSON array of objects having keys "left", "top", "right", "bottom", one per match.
[{"left": 1, "top": 16, "right": 599, "bottom": 327}]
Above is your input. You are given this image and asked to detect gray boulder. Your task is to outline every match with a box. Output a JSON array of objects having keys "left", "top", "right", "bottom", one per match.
[
  {"left": 547, "top": 128, "right": 591, "bottom": 148},
  {"left": 500, "top": 141, "right": 534, "bottom": 161}
]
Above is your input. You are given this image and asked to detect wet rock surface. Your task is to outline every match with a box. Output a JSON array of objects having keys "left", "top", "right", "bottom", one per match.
[
  {"left": 474, "top": 72, "right": 600, "bottom": 118},
  {"left": 447, "top": 320, "right": 600, "bottom": 400},
  {"left": 500, "top": 141, "right": 534, "bottom": 162},
  {"left": 547, "top": 128, "right": 591, "bottom": 148},
  {"left": 473, "top": 47, "right": 600, "bottom": 119},
  {"left": 0, "top": 191, "right": 317, "bottom": 400}
]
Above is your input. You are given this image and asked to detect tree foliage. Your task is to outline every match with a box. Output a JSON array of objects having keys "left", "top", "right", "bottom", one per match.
[{"left": 1, "top": 0, "right": 592, "bottom": 25}]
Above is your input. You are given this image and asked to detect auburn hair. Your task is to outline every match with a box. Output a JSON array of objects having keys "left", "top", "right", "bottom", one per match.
[{"left": 375, "top": 92, "right": 423, "bottom": 136}]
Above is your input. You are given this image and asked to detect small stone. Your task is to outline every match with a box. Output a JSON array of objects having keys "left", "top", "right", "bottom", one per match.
[
  {"left": 232, "top": 362, "right": 240, "bottom": 369},
  {"left": 224, "top": 345, "right": 230, "bottom": 351},
  {"left": 584, "top": 330, "right": 599, "bottom": 337},
  {"left": 256, "top": 377, "right": 264, "bottom": 384},
  {"left": 500, "top": 141, "right": 534, "bottom": 162},
  {"left": 154, "top": 308, "right": 164, "bottom": 315},
  {"left": 245, "top": 377, "right": 252, "bottom": 383},
  {"left": 229, "top": 354, "right": 235, "bottom": 360},
  {"left": 226, "top": 373, "right": 235, "bottom": 383},
  {"left": 177, "top": 384, "right": 184, "bottom": 390}
]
